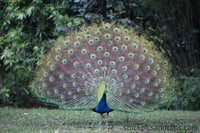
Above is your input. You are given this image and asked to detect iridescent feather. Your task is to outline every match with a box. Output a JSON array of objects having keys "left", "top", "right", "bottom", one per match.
[{"left": 30, "top": 23, "right": 175, "bottom": 126}]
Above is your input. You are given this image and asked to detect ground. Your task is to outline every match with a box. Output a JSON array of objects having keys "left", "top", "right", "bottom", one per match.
[{"left": 0, "top": 107, "right": 199, "bottom": 133}]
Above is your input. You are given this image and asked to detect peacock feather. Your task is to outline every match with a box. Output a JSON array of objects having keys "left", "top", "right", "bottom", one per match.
[{"left": 30, "top": 23, "right": 175, "bottom": 126}]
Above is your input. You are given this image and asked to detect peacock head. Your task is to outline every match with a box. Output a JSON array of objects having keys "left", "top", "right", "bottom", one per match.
[
  {"left": 104, "top": 84, "right": 108, "bottom": 94},
  {"left": 104, "top": 89, "right": 108, "bottom": 94}
]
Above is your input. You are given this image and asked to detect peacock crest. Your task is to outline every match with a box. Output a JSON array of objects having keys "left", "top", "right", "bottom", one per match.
[{"left": 31, "top": 23, "right": 175, "bottom": 114}]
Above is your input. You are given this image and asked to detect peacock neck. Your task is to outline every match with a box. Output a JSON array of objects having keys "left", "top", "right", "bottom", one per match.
[
  {"left": 98, "top": 93, "right": 108, "bottom": 108},
  {"left": 93, "top": 92, "right": 112, "bottom": 114},
  {"left": 101, "top": 93, "right": 107, "bottom": 104}
]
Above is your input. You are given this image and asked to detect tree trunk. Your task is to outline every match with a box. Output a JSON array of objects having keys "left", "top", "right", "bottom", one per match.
[{"left": 0, "top": 69, "right": 2, "bottom": 90}]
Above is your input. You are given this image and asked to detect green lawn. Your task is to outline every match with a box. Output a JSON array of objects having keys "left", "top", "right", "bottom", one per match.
[{"left": 0, "top": 107, "right": 199, "bottom": 133}]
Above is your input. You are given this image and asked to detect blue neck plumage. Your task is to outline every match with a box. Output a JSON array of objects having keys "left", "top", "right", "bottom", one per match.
[
  {"left": 99, "top": 93, "right": 107, "bottom": 106},
  {"left": 93, "top": 89, "right": 112, "bottom": 114}
]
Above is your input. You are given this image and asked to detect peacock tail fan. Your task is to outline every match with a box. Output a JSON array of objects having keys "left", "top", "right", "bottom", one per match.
[{"left": 30, "top": 23, "right": 176, "bottom": 114}]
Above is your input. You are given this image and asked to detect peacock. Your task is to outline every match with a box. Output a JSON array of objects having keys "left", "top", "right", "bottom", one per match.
[{"left": 30, "top": 23, "right": 175, "bottom": 127}]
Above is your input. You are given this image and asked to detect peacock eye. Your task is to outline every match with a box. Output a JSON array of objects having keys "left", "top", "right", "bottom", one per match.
[
  {"left": 77, "top": 37, "right": 81, "bottom": 41},
  {"left": 99, "top": 77, "right": 103, "bottom": 81},
  {"left": 94, "top": 69, "right": 99, "bottom": 74},
  {"left": 89, "top": 40, "right": 94, "bottom": 45},
  {"left": 82, "top": 74, "right": 87, "bottom": 79},
  {"left": 104, "top": 52, "right": 110, "bottom": 57},
  {"left": 112, "top": 69, "right": 117, "bottom": 74},
  {"left": 49, "top": 76, "right": 54, "bottom": 82},
  {"left": 90, "top": 54, "right": 96, "bottom": 59},
  {"left": 102, "top": 67, "right": 107, "bottom": 71},
  {"left": 74, "top": 61, "right": 79, "bottom": 67},
  {"left": 122, "top": 66, "right": 127, "bottom": 71},
  {"left": 86, "top": 63, "right": 91, "bottom": 68},
  {"left": 71, "top": 74, "right": 76, "bottom": 78},
  {"left": 112, "top": 46, "right": 118, "bottom": 52},
  {"left": 63, "top": 83, "right": 68, "bottom": 88},
  {"left": 125, "top": 36, "right": 129, "bottom": 41},
  {"left": 123, "top": 74, "right": 128, "bottom": 79},
  {"left": 105, "top": 34, "right": 110, "bottom": 39},
  {"left": 105, "top": 76, "right": 110, "bottom": 81},
  {"left": 98, "top": 60, "right": 103, "bottom": 65},
  {"left": 134, "top": 64, "right": 139, "bottom": 69},
  {"left": 97, "top": 46, "right": 103, "bottom": 51},
  {"left": 55, "top": 47, "right": 61, "bottom": 53},
  {"left": 65, "top": 41, "right": 69, "bottom": 45},
  {"left": 87, "top": 35, "right": 90, "bottom": 39},
  {"left": 115, "top": 36, "right": 120, "bottom": 41},
  {"left": 68, "top": 49, "right": 74, "bottom": 54},
  {"left": 111, "top": 79, "right": 116, "bottom": 83},
  {"left": 119, "top": 56, "right": 124, "bottom": 61},
  {"left": 110, "top": 61, "right": 115, "bottom": 66},
  {"left": 95, "top": 38, "right": 99, "bottom": 41},
  {"left": 128, "top": 53, "right": 134, "bottom": 58},
  {"left": 108, "top": 41, "right": 112, "bottom": 46},
  {"left": 81, "top": 48, "right": 87, "bottom": 54}
]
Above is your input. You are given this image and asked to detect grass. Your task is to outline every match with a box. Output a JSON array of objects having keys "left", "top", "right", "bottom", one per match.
[{"left": 0, "top": 107, "right": 199, "bottom": 133}]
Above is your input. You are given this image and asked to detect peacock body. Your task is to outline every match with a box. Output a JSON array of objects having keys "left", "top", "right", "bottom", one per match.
[{"left": 31, "top": 23, "right": 175, "bottom": 126}]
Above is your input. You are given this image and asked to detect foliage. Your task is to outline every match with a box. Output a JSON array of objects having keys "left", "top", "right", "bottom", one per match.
[
  {"left": 171, "top": 74, "right": 200, "bottom": 110},
  {"left": 72, "top": 0, "right": 160, "bottom": 35},
  {"left": 0, "top": 0, "right": 82, "bottom": 106},
  {"left": 152, "top": 0, "right": 200, "bottom": 75},
  {"left": 0, "top": 88, "right": 10, "bottom": 105},
  {"left": 152, "top": 0, "right": 200, "bottom": 110}
]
